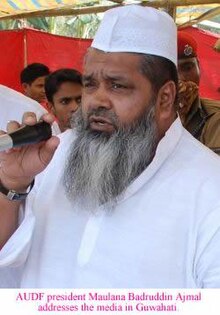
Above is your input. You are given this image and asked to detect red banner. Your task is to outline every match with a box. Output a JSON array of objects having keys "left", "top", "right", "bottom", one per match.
[
  {"left": 0, "top": 28, "right": 91, "bottom": 93},
  {"left": 0, "top": 29, "right": 24, "bottom": 92},
  {"left": 25, "top": 29, "right": 91, "bottom": 73}
]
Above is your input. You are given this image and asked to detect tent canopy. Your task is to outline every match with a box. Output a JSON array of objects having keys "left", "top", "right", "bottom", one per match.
[
  {"left": 0, "top": 1, "right": 97, "bottom": 19},
  {"left": 0, "top": 0, "right": 219, "bottom": 27}
]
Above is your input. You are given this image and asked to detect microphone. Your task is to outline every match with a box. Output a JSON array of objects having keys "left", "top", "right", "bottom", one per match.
[{"left": 0, "top": 121, "right": 52, "bottom": 152}]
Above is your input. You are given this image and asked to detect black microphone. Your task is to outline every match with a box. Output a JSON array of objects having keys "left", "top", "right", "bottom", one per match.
[{"left": 0, "top": 121, "right": 52, "bottom": 152}]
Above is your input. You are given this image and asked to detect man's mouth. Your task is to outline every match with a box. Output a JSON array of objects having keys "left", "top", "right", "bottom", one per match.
[{"left": 89, "top": 116, "right": 115, "bottom": 132}]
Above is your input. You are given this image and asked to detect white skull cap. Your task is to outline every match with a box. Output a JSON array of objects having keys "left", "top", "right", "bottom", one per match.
[{"left": 91, "top": 5, "right": 177, "bottom": 65}]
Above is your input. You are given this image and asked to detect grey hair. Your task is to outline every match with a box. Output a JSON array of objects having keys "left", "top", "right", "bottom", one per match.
[
  {"left": 63, "top": 101, "right": 158, "bottom": 212},
  {"left": 138, "top": 54, "right": 178, "bottom": 109}
]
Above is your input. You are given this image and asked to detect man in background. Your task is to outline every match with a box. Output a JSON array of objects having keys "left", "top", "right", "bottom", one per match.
[
  {"left": 178, "top": 31, "right": 220, "bottom": 154},
  {"left": 20, "top": 63, "right": 50, "bottom": 106},
  {"left": 45, "top": 68, "right": 82, "bottom": 132}
]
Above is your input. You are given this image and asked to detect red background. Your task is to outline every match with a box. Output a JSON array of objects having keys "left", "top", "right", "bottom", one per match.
[
  {"left": 0, "top": 28, "right": 92, "bottom": 92},
  {"left": 0, "top": 27, "right": 219, "bottom": 100}
]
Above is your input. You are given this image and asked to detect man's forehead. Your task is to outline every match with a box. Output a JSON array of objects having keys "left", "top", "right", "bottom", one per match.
[
  {"left": 82, "top": 71, "right": 130, "bottom": 82},
  {"left": 85, "top": 48, "right": 139, "bottom": 60},
  {"left": 84, "top": 48, "right": 141, "bottom": 70},
  {"left": 32, "top": 76, "right": 47, "bottom": 83}
]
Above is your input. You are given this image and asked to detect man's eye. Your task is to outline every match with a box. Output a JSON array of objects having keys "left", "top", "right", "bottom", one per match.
[
  {"left": 112, "top": 83, "right": 125, "bottom": 89},
  {"left": 83, "top": 81, "right": 94, "bottom": 88},
  {"left": 61, "top": 99, "right": 70, "bottom": 105},
  {"left": 76, "top": 97, "right": 81, "bottom": 105}
]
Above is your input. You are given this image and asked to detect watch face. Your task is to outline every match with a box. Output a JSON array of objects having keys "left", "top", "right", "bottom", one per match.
[{"left": 7, "top": 190, "right": 27, "bottom": 201}]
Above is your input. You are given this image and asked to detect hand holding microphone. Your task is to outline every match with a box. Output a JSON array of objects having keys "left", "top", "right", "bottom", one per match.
[{"left": 0, "top": 113, "right": 60, "bottom": 194}]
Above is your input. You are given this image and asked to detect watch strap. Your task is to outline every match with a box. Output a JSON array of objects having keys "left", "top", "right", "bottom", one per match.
[{"left": 0, "top": 179, "right": 35, "bottom": 201}]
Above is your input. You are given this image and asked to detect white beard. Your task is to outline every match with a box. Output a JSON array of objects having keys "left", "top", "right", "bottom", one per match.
[{"left": 63, "top": 102, "right": 158, "bottom": 212}]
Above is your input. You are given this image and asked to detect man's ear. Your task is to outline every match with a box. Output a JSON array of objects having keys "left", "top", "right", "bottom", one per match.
[
  {"left": 156, "top": 80, "right": 176, "bottom": 119},
  {"left": 21, "top": 83, "right": 29, "bottom": 93},
  {"left": 47, "top": 102, "right": 55, "bottom": 114},
  {"left": 154, "top": 80, "right": 177, "bottom": 137}
]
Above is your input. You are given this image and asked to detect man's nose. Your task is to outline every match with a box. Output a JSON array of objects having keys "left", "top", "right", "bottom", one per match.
[
  {"left": 70, "top": 101, "right": 79, "bottom": 113},
  {"left": 90, "top": 85, "right": 112, "bottom": 110}
]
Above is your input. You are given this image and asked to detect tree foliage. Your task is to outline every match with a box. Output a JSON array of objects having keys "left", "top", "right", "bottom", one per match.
[{"left": 0, "top": 14, "right": 102, "bottom": 38}]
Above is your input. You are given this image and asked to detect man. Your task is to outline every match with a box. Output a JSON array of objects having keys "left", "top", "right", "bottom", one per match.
[
  {"left": 0, "top": 5, "right": 220, "bottom": 288},
  {"left": 20, "top": 63, "right": 50, "bottom": 105},
  {"left": 45, "top": 68, "right": 82, "bottom": 132},
  {"left": 178, "top": 31, "right": 220, "bottom": 154}
]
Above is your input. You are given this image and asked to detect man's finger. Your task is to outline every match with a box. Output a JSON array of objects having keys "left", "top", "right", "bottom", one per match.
[
  {"left": 6, "top": 121, "right": 20, "bottom": 134},
  {"left": 40, "top": 113, "right": 56, "bottom": 124},
  {"left": 22, "top": 112, "right": 38, "bottom": 125},
  {"left": 0, "top": 129, "right": 6, "bottom": 136}
]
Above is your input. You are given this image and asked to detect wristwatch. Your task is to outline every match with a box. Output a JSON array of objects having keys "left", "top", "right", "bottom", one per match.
[{"left": 0, "top": 179, "right": 35, "bottom": 201}]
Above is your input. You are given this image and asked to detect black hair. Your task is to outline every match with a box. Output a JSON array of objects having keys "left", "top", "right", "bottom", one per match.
[
  {"left": 45, "top": 68, "right": 82, "bottom": 103},
  {"left": 20, "top": 63, "right": 50, "bottom": 84},
  {"left": 139, "top": 54, "right": 178, "bottom": 108}
]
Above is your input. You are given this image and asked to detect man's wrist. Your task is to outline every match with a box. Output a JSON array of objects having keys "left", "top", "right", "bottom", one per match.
[{"left": 0, "top": 179, "right": 35, "bottom": 201}]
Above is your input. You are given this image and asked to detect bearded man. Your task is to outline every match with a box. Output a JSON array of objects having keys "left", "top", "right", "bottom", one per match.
[{"left": 0, "top": 5, "right": 220, "bottom": 288}]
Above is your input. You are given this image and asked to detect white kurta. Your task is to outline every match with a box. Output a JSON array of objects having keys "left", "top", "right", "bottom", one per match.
[{"left": 1, "top": 118, "right": 220, "bottom": 288}]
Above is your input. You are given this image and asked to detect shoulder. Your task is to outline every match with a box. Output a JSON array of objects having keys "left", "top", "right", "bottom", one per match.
[
  {"left": 167, "top": 131, "right": 220, "bottom": 216},
  {"left": 177, "top": 129, "right": 220, "bottom": 175},
  {"left": 201, "top": 98, "right": 220, "bottom": 116},
  {"left": 198, "top": 99, "right": 220, "bottom": 151}
]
